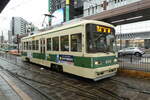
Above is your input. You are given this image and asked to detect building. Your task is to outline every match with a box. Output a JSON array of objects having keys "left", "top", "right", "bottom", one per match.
[
  {"left": 10, "top": 17, "right": 29, "bottom": 35},
  {"left": 116, "top": 31, "right": 150, "bottom": 49},
  {"left": 8, "top": 30, "right": 13, "bottom": 44},
  {"left": 0, "top": 35, "right": 4, "bottom": 44},
  {"left": 9, "top": 17, "right": 39, "bottom": 44},
  {"left": 48, "top": 0, "right": 83, "bottom": 25},
  {"left": 83, "top": 0, "right": 141, "bottom": 17}
]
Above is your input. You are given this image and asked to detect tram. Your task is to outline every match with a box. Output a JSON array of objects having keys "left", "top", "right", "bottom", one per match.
[{"left": 21, "top": 20, "right": 119, "bottom": 81}]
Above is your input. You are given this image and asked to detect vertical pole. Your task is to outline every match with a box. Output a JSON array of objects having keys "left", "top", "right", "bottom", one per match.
[
  {"left": 48, "top": 0, "right": 51, "bottom": 25},
  {"left": 120, "top": 25, "right": 122, "bottom": 50},
  {"left": 66, "top": 0, "right": 70, "bottom": 21},
  {"left": 17, "top": 34, "right": 19, "bottom": 53},
  {"left": 1, "top": 31, "right": 4, "bottom": 43}
]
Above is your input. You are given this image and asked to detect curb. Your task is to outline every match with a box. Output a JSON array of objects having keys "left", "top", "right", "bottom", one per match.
[{"left": 118, "top": 69, "right": 150, "bottom": 79}]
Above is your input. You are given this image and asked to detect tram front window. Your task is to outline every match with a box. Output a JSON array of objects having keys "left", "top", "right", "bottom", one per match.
[{"left": 86, "top": 24, "right": 115, "bottom": 53}]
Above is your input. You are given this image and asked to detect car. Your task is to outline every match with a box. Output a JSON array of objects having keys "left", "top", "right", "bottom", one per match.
[{"left": 118, "top": 47, "right": 145, "bottom": 57}]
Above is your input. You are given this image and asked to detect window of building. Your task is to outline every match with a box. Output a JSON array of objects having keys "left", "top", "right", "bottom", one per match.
[
  {"left": 47, "top": 38, "right": 51, "bottom": 51},
  {"left": 61, "top": 35, "right": 69, "bottom": 51},
  {"left": 52, "top": 37, "right": 59, "bottom": 51},
  {"left": 92, "top": 7, "right": 94, "bottom": 14},
  {"left": 71, "top": 33, "right": 82, "bottom": 52},
  {"left": 88, "top": 8, "right": 90, "bottom": 15}
]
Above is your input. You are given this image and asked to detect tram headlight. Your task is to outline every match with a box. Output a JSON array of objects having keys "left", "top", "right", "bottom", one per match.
[
  {"left": 114, "top": 59, "right": 117, "bottom": 62},
  {"left": 95, "top": 61, "right": 101, "bottom": 65}
]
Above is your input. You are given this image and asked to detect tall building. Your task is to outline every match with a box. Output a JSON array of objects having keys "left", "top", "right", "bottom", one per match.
[
  {"left": 0, "top": 36, "right": 4, "bottom": 43},
  {"left": 8, "top": 30, "right": 13, "bottom": 44},
  {"left": 9, "top": 17, "right": 39, "bottom": 44},
  {"left": 48, "top": 0, "right": 83, "bottom": 25},
  {"left": 10, "top": 17, "right": 28, "bottom": 35},
  {"left": 0, "top": 31, "right": 4, "bottom": 43}
]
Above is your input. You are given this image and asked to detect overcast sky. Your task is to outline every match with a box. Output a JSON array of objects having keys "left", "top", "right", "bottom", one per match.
[
  {"left": 0, "top": 0, "right": 48, "bottom": 40},
  {"left": 1, "top": 0, "right": 150, "bottom": 40}
]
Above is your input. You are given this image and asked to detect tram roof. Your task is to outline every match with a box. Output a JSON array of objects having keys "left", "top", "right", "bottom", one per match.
[{"left": 22, "top": 20, "right": 114, "bottom": 40}]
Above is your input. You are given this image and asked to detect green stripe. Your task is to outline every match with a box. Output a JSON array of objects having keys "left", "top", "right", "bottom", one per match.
[
  {"left": 22, "top": 52, "right": 117, "bottom": 68},
  {"left": 49, "top": 54, "right": 57, "bottom": 62},
  {"left": 21, "top": 52, "right": 27, "bottom": 56},
  {"left": 74, "top": 56, "right": 92, "bottom": 68},
  {"left": 93, "top": 56, "right": 117, "bottom": 68},
  {"left": 33, "top": 53, "right": 45, "bottom": 60}
]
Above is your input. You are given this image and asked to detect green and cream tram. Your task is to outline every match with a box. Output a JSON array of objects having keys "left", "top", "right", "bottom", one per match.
[{"left": 21, "top": 20, "right": 119, "bottom": 81}]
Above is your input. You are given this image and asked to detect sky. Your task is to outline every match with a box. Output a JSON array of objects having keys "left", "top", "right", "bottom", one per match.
[
  {"left": 1, "top": 0, "right": 150, "bottom": 40},
  {"left": 0, "top": 0, "right": 48, "bottom": 40}
]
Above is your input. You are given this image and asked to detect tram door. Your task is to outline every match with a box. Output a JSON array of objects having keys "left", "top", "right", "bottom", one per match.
[{"left": 40, "top": 38, "right": 46, "bottom": 54}]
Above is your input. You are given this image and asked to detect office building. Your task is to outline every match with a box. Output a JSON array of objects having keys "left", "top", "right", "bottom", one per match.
[{"left": 48, "top": 0, "right": 83, "bottom": 25}]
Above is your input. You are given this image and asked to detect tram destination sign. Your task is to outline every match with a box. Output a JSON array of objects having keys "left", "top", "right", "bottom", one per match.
[{"left": 96, "top": 25, "right": 111, "bottom": 33}]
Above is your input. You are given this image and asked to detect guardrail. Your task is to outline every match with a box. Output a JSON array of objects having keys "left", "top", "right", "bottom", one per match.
[
  {"left": 0, "top": 52, "right": 150, "bottom": 72},
  {"left": 0, "top": 52, "right": 20, "bottom": 65},
  {"left": 118, "top": 55, "right": 150, "bottom": 72}
]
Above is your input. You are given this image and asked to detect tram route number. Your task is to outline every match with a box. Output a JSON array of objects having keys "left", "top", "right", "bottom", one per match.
[{"left": 96, "top": 26, "right": 111, "bottom": 33}]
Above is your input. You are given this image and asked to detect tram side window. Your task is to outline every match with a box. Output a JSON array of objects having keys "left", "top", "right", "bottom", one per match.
[
  {"left": 29, "top": 41, "right": 32, "bottom": 50},
  {"left": 61, "top": 35, "right": 69, "bottom": 51},
  {"left": 32, "top": 41, "right": 35, "bottom": 50},
  {"left": 47, "top": 38, "right": 51, "bottom": 51},
  {"left": 52, "top": 37, "right": 59, "bottom": 51},
  {"left": 36, "top": 40, "right": 39, "bottom": 50},
  {"left": 25, "top": 42, "right": 28, "bottom": 50},
  {"left": 71, "top": 33, "right": 82, "bottom": 52},
  {"left": 23, "top": 42, "right": 25, "bottom": 50},
  {"left": 22, "top": 42, "right": 24, "bottom": 50},
  {"left": 24, "top": 42, "right": 26, "bottom": 50}
]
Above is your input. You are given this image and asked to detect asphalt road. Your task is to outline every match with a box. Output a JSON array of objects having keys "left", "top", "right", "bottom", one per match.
[{"left": 0, "top": 54, "right": 149, "bottom": 100}]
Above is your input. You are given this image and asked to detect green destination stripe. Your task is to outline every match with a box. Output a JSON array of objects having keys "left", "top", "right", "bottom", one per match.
[
  {"left": 22, "top": 52, "right": 117, "bottom": 68},
  {"left": 74, "top": 56, "right": 92, "bottom": 68},
  {"left": 93, "top": 56, "right": 117, "bottom": 68},
  {"left": 74, "top": 56, "right": 117, "bottom": 68},
  {"left": 21, "top": 52, "right": 27, "bottom": 56},
  {"left": 32, "top": 53, "right": 45, "bottom": 60}
]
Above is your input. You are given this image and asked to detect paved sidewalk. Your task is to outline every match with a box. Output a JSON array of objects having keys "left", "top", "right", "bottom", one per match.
[{"left": 0, "top": 70, "right": 21, "bottom": 100}]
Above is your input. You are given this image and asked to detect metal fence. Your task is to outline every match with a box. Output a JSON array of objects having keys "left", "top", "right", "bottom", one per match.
[
  {"left": 0, "top": 52, "right": 21, "bottom": 65},
  {"left": 0, "top": 51, "right": 150, "bottom": 72},
  {"left": 118, "top": 55, "right": 150, "bottom": 72}
]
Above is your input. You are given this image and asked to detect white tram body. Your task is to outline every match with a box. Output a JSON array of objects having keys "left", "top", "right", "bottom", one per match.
[{"left": 21, "top": 20, "right": 119, "bottom": 81}]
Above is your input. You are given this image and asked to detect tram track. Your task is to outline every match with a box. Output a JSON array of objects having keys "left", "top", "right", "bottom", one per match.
[
  {"left": 0, "top": 55, "right": 149, "bottom": 100},
  {"left": 0, "top": 66, "right": 52, "bottom": 100},
  {"left": 1, "top": 56, "right": 127, "bottom": 100},
  {"left": 0, "top": 56, "right": 103, "bottom": 100}
]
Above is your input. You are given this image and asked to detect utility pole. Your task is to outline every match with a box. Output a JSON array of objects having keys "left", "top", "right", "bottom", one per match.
[
  {"left": 48, "top": 0, "right": 52, "bottom": 26},
  {"left": 1, "top": 31, "right": 4, "bottom": 43},
  {"left": 120, "top": 25, "right": 122, "bottom": 50},
  {"left": 17, "top": 34, "right": 19, "bottom": 53}
]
